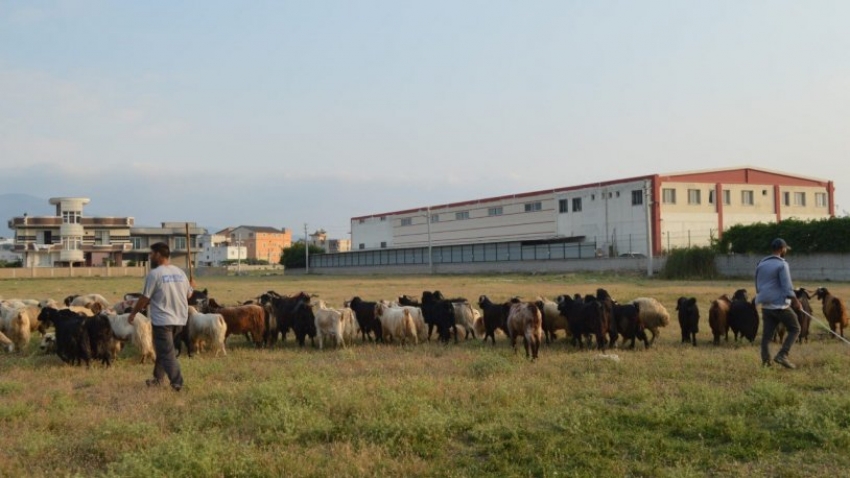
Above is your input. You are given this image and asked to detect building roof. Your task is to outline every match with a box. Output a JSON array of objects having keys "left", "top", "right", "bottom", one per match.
[
  {"left": 351, "top": 166, "right": 831, "bottom": 221},
  {"left": 217, "top": 225, "right": 284, "bottom": 235}
]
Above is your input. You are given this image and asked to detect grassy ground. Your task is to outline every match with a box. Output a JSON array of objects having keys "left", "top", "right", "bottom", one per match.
[{"left": 2, "top": 273, "right": 850, "bottom": 477}]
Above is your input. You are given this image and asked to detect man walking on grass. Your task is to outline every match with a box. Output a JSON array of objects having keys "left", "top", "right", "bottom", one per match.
[
  {"left": 755, "top": 238, "right": 802, "bottom": 369},
  {"left": 128, "top": 242, "right": 194, "bottom": 391}
]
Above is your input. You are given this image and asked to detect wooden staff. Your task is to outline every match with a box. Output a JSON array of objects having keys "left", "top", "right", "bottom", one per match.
[{"left": 185, "top": 222, "right": 194, "bottom": 282}]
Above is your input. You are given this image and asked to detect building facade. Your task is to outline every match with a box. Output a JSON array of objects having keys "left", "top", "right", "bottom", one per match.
[
  {"left": 216, "top": 226, "right": 292, "bottom": 264},
  {"left": 308, "top": 229, "right": 352, "bottom": 253},
  {"left": 6, "top": 198, "right": 207, "bottom": 267},
  {"left": 197, "top": 233, "right": 247, "bottom": 266},
  {"left": 7, "top": 197, "right": 135, "bottom": 267},
  {"left": 350, "top": 167, "right": 835, "bottom": 256}
]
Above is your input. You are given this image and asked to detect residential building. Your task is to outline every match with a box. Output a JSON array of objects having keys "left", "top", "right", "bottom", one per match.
[
  {"left": 197, "top": 233, "right": 247, "bottom": 267},
  {"left": 7, "top": 197, "right": 135, "bottom": 267},
  {"left": 0, "top": 237, "right": 21, "bottom": 264},
  {"left": 216, "top": 226, "right": 292, "bottom": 264},
  {"left": 350, "top": 167, "right": 835, "bottom": 256},
  {"left": 308, "top": 229, "right": 352, "bottom": 253},
  {"left": 122, "top": 222, "right": 207, "bottom": 267}
]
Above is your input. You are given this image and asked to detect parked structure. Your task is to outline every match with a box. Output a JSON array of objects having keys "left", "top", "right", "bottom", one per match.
[
  {"left": 215, "top": 226, "right": 292, "bottom": 263},
  {"left": 350, "top": 167, "right": 835, "bottom": 256}
]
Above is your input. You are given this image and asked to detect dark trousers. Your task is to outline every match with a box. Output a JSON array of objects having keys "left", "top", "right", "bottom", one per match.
[
  {"left": 152, "top": 325, "right": 184, "bottom": 388},
  {"left": 761, "top": 308, "right": 800, "bottom": 363}
]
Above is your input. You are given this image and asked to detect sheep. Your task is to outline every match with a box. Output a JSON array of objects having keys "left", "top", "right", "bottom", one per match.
[
  {"left": 0, "top": 304, "right": 32, "bottom": 353},
  {"left": 536, "top": 296, "right": 570, "bottom": 344},
  {"left": 104, "top": 312, "right": 156, "bottom": 364},
  {"left": 631, "top": 297, "right": 670, "bottom": 345},
  {"left": 69, "top": 294, "right": 112, "bottom": 314},
  {"left": 815, "top": 287, "right": 849, "bottom": 338},
  {"left": 312, "top": 301, "right": 346, "bottom": 350},
  {"left": 340, "top": 307, "right": 360, "bottom": 346},
  {"left": 374, "top": 303, "right": 418, "bottom": 345},
  {"left": 611, "top": 302, "right": 649, "bottom": 350},
  {"left": 477, "top": 295, "right": 512, "bottom": 345},
  {"left": 39, "top": 332, "right": 56, "bottom": 354},
  {"left": 676, "top": 297, "right": 700, "bottom": 346},
  {"left": 505, "top": 301, "right": 543, "bottom": 360},
  {"left": 793, "top": 288, "right": 813, "bottom": 343},
  {"left": 708, "top": 295, "right": 731, "bottom": 345},
  {"left": 187, "top": 306, "right": 227, "bottom": 357}
]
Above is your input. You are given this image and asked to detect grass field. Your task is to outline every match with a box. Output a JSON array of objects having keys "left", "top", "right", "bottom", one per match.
[{"left": 2, "top": 273, "right": 850, "bottom": 477}]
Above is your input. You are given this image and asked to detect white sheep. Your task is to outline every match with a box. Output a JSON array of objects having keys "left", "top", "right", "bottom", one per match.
[
  {"left": 0, "top": 304, "right": 32, "bottom": 353},
  {"left": 106, "top": 312, "right": 156, "bottom": 364},
  {"left": 631, "top": 297, "right": 670, "bottom": 345},
  {"left": 375, "top": 304, "right": 418, "bottom": 345},
  {"left": 187, "top": 306, "right": 227, "bottom": 357}
]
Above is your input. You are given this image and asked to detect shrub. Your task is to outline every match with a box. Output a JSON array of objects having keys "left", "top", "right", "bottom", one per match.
[{"left": 660, "top": 246, "right": 718, "bottom": 279}]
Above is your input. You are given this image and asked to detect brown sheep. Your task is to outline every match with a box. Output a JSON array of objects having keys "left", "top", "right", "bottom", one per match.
[
  {"left": 708, "top": 295, "right": 731, "bottom": 345},
  {"left": 815, "top": 287, "right": 849, "bottom": 338},
  {"left": 506, "top": 301, "right": 543, "bottom": 360}
]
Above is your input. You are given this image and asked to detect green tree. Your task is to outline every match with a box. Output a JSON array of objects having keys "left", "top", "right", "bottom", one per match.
[{"left": 280, "top": 242, "right": 325, "bottom": 269}]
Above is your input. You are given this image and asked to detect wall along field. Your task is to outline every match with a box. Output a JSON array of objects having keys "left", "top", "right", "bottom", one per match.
[{"left": 2, "top": 273, "right": 850, "bottom": 477}]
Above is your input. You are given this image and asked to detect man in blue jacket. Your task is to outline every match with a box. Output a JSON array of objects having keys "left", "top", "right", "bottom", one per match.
[{"left": 755, "top": 238, "right": 802, "bottom": 368}]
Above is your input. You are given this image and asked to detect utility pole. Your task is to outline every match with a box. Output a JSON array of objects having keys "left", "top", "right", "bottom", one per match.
[
  {"left": 304, "top": 223, "right": 309, "bottom": 274},
  {"left": 645, "top": 180, "right": 654, "bottom": 277},
  {"left": 426, "top": 207, "right": 433, "bottom": 274},
  {"left": 236, "top": 234, "right": 241, "bottom": 276}
]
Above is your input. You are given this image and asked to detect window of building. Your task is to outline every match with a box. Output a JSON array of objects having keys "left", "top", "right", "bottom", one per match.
[
  {"left": 558, "top": 199, "right": 569, "bottom": 213},
  {"left": 688, "top": 189, "right": 701, "bottom": 205},
  {"left": 794, "top": 192, "right": 806, "bottom": 206},
  {"left": 816, "top": 192, "right": 827, "bottom": 207},
  {"left": 62, "top": 236, "right": 81, "bottom": 250},
  {"left": 430, "top": 214, "right": 440, "bottom": 223},
  {"left": 742, "top": 190, "right": 754, "bottom": 205},
  {"left": 615, "top": 191, "right": 620, "bottom": 197},
  {"left": 456, "top": 211, "right": 470, "bottom": 220},
  {"left": 723, "top": 190, "right": 731, "bottom": 205},
  {"left": 524, "top": 202, "right": 542, "bottom": 212},
  {"left": 43, "top": 231, "right": 53, "bottom": 245},
  {"left": 358, "top": 219, "right": 364, "bottom": 224},
  {"left": 783, "top": 192, "right": 791, "bottom": 206},
  {"left": 400, "top": 218, "right": 412, "bottom": 226},
  {"left": 708, "top": 190, "right": 715, "bottom": 204},
  {"left": 380, "top": 241, "right": 387, "bottom": 249},
  {"left": 488, "top": 206, "right": 503, "bottom": 216},
  {"left": 662, "top": 188, "right": 676, "bottom": 204},
  {"left": 61, "top": 210, "right": 81, "bottom": 224},
  {"left": 174, "top": 237, "right": 187, "bottom": 250},
  {"left": 359, "top": 243, "right": 365, "bottom": 250},
  {"left": 130, "top": 237, "right": 143, "bottom": 249},
  {"left": 572, "top": 198, "right": 582, "bottom": 212},
  {"left": 591, "top": 194, "right": 595, "bottom": 201},
  {"left": 94, "top": 230, "right": 108, "bottom": 245},
  {"left": 380, "top": 216, "right": 386, "bottom": 222},
  {"left": 631, "top": 190, "right": 643, "bottom": 206}
]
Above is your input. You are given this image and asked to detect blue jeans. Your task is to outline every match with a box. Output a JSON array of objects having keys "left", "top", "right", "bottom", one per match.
[
  {"left": 152, "top": 325, "right": 184, "bottom": 388},
  {"left": 761, "top": 308, "right": 800, "bottom": 363}
]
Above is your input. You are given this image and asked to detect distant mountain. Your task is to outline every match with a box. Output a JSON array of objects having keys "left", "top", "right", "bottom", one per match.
[{"left": 0, "top": 194, "right": 52, "bottom": 239}]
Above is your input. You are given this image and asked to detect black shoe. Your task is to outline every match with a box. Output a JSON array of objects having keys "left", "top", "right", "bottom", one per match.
[
  {"left": 145, "top": 379, "right": 162, "bottom": 387},
  {"left": 171, "top": 384, "right": 183, "bottom": 392},
  {"left": 774, "top": 355, "right": 796, "bottom": 369}
]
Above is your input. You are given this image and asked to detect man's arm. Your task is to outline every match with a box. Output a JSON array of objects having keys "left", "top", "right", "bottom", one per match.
[{"left": 128, "top": 295, "right": 150, "bottom": 324}]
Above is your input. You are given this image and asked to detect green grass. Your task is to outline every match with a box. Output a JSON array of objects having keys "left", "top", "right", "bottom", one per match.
[{"left": 2, "top": 273, "right": 850, "bottom": 477}]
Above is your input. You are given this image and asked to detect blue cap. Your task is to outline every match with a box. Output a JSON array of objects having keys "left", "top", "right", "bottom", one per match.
[{"left": 771, "top": 238, "right": 790, "bottom": 250}]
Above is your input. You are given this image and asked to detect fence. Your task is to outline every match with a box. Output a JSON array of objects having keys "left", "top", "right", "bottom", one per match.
[
  {"left": 0, "top": 266, "right": 147, "bottom": 280},
  {"left": 310, "top": 241, "right": 600, "bottom": 269}
]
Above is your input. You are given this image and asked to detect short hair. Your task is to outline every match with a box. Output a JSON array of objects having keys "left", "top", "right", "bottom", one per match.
[{"left": 150, "top": 242, "right": 171, "bottom": 258}]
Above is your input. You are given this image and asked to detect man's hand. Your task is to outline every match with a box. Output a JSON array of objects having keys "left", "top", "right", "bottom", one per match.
[{"left": 791, "top": 296, "right": 802, "bottom": 311}]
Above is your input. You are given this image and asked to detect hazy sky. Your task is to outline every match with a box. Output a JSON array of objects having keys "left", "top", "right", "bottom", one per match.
[{"left": 2, "top": 1, "right": 848, "bottom": 239}]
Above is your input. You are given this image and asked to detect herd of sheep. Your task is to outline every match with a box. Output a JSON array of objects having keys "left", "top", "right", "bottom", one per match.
[{"left": 1, "top": 285, "right": 847, "bottom": 365}]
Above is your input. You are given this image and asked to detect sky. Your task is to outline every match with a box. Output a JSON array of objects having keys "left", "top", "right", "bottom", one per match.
[{"left": 1, "top": 0, "right": 848, "bottom": 240}]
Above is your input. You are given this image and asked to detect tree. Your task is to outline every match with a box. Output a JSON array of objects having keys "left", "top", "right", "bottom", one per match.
[{"left": 280, "top": 242, "right": 325, "bottom": 269}]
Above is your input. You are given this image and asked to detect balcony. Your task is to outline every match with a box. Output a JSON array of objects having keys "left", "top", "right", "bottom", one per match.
[
  {"left": 60, "top": 250, "right": 84, "bottom": 262},
  {"left": 60, "top": 223, "right": 84, "bottom": 237}
]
